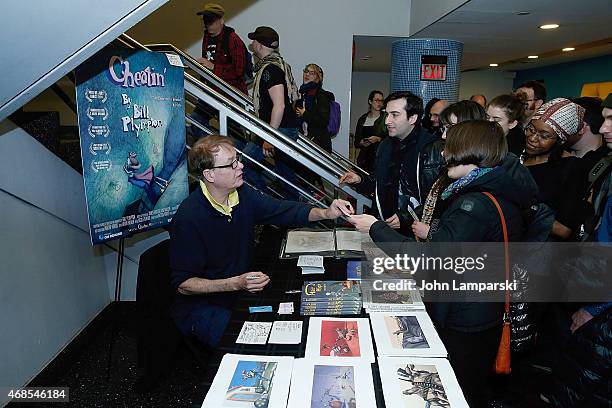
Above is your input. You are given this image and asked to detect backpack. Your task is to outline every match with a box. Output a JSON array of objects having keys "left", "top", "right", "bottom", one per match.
[
  {"left": 220, "top": 28, "right": 254, "bottom": 85},
  {"left": 327, "top": 92, "right": 341, "bottom": 136}
]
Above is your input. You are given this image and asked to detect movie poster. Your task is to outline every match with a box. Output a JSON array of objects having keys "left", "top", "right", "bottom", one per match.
[{"left": 75, "top": 45, "right": 188, "bottom": 244}]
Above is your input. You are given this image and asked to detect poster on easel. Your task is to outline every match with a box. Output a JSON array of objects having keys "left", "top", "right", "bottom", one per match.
[{"left": 75, "top": 44, "right": 188, "bottom": 245}]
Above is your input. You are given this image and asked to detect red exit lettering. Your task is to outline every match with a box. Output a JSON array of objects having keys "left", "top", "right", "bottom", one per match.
[{"left": 421, "top": 64, "right": 447, "bottom": 81}]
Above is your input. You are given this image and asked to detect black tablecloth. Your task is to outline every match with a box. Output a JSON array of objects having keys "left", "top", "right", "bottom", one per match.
[{"left": 198, "top": 227, "right": 387, "bottom": 407}]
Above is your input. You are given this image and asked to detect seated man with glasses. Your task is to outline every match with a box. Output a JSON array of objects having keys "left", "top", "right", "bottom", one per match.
[{"left": 169, "top": 135, "right": 353, "bottom": 347}]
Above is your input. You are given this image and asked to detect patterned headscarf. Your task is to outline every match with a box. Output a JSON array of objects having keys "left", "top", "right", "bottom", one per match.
[{"left": 532, "top": 98, "right": 585, "bottom": 143}]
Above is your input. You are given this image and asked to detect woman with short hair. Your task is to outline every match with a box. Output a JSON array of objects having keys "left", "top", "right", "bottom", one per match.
[
  {"left": 487, "top": 93, "right": 527, "bottom": 156},
  {"left": 349, "top": 120, "right": 539, "bottom": 407}
]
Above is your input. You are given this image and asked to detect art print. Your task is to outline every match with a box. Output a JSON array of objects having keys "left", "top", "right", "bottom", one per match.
[
  {"left": 223, "top": 360, "right": 278, "bottom": 407},
  {"left": 320, "top": 320, "right": 360, "bottom": 357},
  {"left": 310, "top": 365, "right": 356, "bottom": 408}
]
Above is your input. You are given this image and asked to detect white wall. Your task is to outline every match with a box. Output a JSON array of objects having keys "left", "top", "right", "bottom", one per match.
[
  {"left": 0, "top": 120, "right": 166, "bottom": 406},
  {"left": 349, "top": 72, "right": 391, "bottom": 134},
  {"left": 459, "top": 69, "right": 516, "bottom": 102},
  {"left": 128, "top": 0, "right": 413, "bottom": 157}
]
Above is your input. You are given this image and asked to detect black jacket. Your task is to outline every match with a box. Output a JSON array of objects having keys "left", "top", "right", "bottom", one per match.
[
  {"left": 354, "top": 111, "right": 387, "bottom": 171},
  {"left": 546, "top": 307, "right": 612, "bottom": 407},
  {"left": 301, "top": 88, "right": 333, "bottom": 153},
  {"left": 358, "top": 125, "right": 444, "bottom": 224},
  {"left": 370, "top": 155, "right": 539, "bottom": 331}
]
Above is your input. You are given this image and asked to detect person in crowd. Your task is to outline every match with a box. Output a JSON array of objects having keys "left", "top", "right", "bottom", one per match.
[
  {"left": 249, "top": 26, "right": 301, "bottom": 199},
  {"left": 541, "top": 95, "right": 612, "bottom": 407},
  {"left": 190, "top": 3, "right": 250, "bottom": 137},
  {"left": 521, "top": 98, "right": 587, "bottom": 241},
  {"left": 354, "top": 90, "right": 386, "bottom": 172},
  {"left": 412, "top": 100, "right": 487, "bottom": 240},
  {"left": 422, "top": 97, "right": 440, "bottom": 132},
  {"left": 295, "top": 63, "right": 333, "bottom": 197},
  {"left": 470, "top": 94, "right": 487, "bottom": 108},
  {"left": 339, "top": 91, "right": 444, "bottom": 234},
  {"left": 439, "top": 100, "right": 486, "bottom": 139},
  {"left": 296, "top": 63, "right": 333, "bottom": 153},
  {"left": 570, "top": 97, "right": 606, "bottom": 161},
  {"left": 486, "top": 93, "right": 527, "bottom": 156},
  {"left": 427, "top": 99, "right": 450, "bottom": 139},
  {"left": 169, "top": 136, "right": 353, "bottom": 347},
  {"left": 349, "top": 120, "right": 539, "bottom": 407},
  {"left": 514, "top": 80, "right": 547, "bottom": 127},
  {"left": 196, "top": 3, "right": 248, "bottom": 94}
]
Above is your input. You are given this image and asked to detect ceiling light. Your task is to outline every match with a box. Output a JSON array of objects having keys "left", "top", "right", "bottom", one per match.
[
  {"left": 515, "top": 11, "right": 530, "bottom": 16},
  {"left": 562, "top": 47, "right": 575, "bottom": 52},
  {"left": 489, "top": 63, "right": 499, "bottom": 67},
  {"left": 540, "top": 24, "right": 559, "bottom": 30},
  {"left": 528, "top": 55, "right": 539, "bottom": 59},
  {"left": 361, "top": 56, "right": 371, "bottom": 61}
]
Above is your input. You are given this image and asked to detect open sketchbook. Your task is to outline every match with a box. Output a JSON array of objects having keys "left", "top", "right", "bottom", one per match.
[{"left": 280, "top": 228, "right": 364, "bottom": 259}]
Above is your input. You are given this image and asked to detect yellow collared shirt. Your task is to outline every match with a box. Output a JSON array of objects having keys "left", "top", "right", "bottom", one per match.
[{"left": 200, "top": 180, "right": 239, "bottom": 216}]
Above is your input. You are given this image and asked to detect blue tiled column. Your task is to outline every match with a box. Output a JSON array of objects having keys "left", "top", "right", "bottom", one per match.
[{"left": 391, "top": 39, "right": 464, "bottom": 105}]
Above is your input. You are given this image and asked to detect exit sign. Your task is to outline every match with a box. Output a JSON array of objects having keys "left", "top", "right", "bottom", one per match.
[{"left": 420, "top": 55, "right": 448, "bottom": 81}]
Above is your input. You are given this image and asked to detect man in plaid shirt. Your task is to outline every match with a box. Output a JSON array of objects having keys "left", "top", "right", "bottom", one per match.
[{"left": 196, "top": 3, "right": 248, "bottom": 94}]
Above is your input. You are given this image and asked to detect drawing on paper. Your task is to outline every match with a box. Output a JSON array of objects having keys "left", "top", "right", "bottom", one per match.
[
  {"left": 396, "top": 364, "right": 449, "bottom": 408},
  {"left": 320, "top": 320, "right": 361, "bottom": 357},
  {"left": 385, "top": 316, "right": 429, "bottom": 349},
  {"left": 224, "top": 360, "right": 277, "bottom": 407},
  {"left": 311, "top": 365, "right": 357, "bottom": 408},
  {"left": 371, "top": 291, "right": 415, "bottom": 305}
]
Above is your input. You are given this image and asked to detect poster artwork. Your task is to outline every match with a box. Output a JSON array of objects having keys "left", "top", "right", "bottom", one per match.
[
  {"left": 224, "top": 360, "right": 278, "bottom": 407},
  {"left": 75, "top": 45, "right": 188, "bottom": 244},
  {"left": 385, "top": 316, "right": 429, "bottom": 349},
  {"left": 396, "top": 364, "right": 450, "bottom": 407},
  {"left": 311, "top": 365, "right": 356, "bottom": 408},
  {"left": 320, "top": 320, "right": 361, "bottom": 357}
]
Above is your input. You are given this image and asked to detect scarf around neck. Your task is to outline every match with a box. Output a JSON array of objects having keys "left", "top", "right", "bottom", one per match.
[
  {"left": 441, "top": 166, "right": 496, "bottom": 200},
  {"left": 252, "top": 51, "right": 299, "bottom": 114}
]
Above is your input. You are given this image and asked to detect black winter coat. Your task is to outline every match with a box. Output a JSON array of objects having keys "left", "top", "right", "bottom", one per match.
[
  {"left": 301, "top": 88, "right": 333, "bottom": 153},
  {"left": 358, "top": 126, "right": 444, "bottom": 226},
  {"left": 546, "top": 307, "right": 612, "bottom": 407},
  {"left": 370, "top": 155, "right": 539, "bottom": 331}
]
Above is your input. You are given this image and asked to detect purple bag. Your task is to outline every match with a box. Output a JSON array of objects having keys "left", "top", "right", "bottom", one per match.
[{"left": 327, "top": 93, "right": 341, "bottom": 136}]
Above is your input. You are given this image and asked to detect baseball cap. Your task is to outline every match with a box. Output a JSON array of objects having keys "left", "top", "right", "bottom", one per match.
[
  {"left": 196, "top": 3, "right": 225, "bottom": 23},
  {"left": 248, "top": 26, "right": 279, "bottom": 49}
]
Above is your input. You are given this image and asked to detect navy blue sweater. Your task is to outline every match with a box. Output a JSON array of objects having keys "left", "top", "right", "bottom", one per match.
[{"left": 169, "top": 185, "right": 312, "bottom": 315}]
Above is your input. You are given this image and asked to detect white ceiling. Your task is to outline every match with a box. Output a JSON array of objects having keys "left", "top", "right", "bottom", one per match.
[{"left": 353, "top": 0, "right": 612, "bottom": 72}]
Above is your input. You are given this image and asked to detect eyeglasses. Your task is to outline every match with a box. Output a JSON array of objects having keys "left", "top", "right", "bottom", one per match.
[
  {"left": 303, "top": 69, "right": 317, "bottom": 75},
  {"left": 208, "top": 153, "right": 243, "bottom": 170},
  {"left": 372, "top": 98, "right": 384, "bottom": 103},
  {"left": 441, "top": 123, "right": 454, "bottom": 133},
  {"left": 525, "top": 122, "right": 557, "bottom": 141}
]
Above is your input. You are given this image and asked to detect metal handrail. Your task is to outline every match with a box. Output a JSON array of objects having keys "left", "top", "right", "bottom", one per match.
[
  {"left": 137, "top": 39, "right": 369, "bottom": 179},
  {"left": 117, "top": 34, "right": 372, "bottom": 211}
]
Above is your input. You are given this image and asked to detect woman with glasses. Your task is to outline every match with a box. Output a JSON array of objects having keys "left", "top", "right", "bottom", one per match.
[
  {"left": 295, "top": 63, "right": 334, "bottom": 196},
  {"left": 522, "top": 98, "right": 587, "bottom": 241},
  {"left": 354, "top": 90, "right": 387, "bottom": 172},
  {"left": 295, "top": 63, "right": 333, "bottom": 153},
  {"left": 486, "top": 93, "right": 527, "bottom": 156}
]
